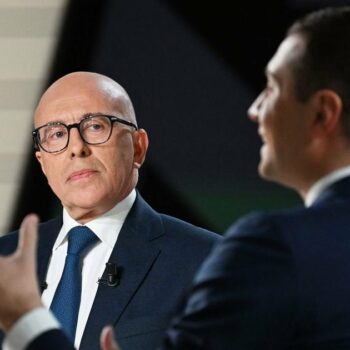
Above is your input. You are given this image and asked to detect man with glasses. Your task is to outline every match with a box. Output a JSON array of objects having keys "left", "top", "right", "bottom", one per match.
[{"left": 0, "top": 71, "right": 218, "bottom": 350}]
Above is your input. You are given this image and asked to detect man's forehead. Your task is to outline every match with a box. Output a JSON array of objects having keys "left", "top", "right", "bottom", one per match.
[
  {"left": 266, "top": 34, "right": 305, "bottom": 77},
  {"left": 34, "top": 90, "right": 123, "bottom": 125},
  {"left": 48, "top": 76, "right": 122, "bottom": 98},
  {"left": 36, "top": 77, "right": 123, "bottom": 109}
]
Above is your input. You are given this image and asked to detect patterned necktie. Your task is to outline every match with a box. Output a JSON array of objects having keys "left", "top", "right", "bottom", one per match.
[{"left": 50, "top": 226, "right": 98, "bottom": 340}]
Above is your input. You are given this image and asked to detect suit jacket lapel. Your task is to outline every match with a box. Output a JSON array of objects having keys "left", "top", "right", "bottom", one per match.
[
  {"left": 37, "top": 217, "right": 63, "bottom": 292},
  {"left": 80, "top": 195, "right": 164, "bottom": 349}
]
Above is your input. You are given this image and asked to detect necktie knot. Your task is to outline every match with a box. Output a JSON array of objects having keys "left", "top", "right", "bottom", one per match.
[{"left": 67, "top": 226, "right": 98, "bottom": 255}]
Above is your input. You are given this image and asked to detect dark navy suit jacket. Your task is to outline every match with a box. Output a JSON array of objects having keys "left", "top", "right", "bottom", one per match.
[
  {"left": 15, "top": 177, "right": 350, "bottom": 350},
  {"left": 162, "top": 176, "right": 350, "bottom": 349},
  {"left": 0, "top": 194, "right": 218, "bottom": 350}
]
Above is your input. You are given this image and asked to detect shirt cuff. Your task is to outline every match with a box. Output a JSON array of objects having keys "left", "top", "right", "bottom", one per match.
[{"left": 3, "top": 307, "right": 61, "bottom": 350}]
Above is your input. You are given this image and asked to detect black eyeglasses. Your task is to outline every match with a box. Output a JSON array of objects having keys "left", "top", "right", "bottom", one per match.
[{"left": 32, "top": 114, "right": 138, "bottom": 153}]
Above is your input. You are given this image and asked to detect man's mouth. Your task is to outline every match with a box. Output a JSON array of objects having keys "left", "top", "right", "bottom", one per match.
[
  {"left": 258, "top": 129, "right": 266, "bottom": 143},
  {"left": 67, "top": 169, "right": 97, "bottom": 181}
]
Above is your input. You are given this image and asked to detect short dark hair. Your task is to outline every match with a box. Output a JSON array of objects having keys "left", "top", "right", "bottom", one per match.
[{"left": 287, "top": 6, "right": 350, "bottom": 135}]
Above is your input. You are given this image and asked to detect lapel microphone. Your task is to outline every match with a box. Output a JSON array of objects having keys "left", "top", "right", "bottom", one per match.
[
  {"left": 98, "top": 262, "right": 120, "bottom": 287},
  {"left": 40, "top": 263, "right": 120, "bottom": 291},
  {"left": 40, "top": 281, "right": 48, "bottom": 292}
]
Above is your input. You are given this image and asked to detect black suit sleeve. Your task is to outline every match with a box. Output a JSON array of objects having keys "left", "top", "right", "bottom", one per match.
[
  {"left": 26, "top": 329, "right": 75, "bottom": 350},
  {"left": 161, "top": 213, "right": 298, "bottom": 350}
]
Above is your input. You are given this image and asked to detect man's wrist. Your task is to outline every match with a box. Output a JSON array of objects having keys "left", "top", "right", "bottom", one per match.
[{"left": 1, "top": 299, "right": 42, "bottom": 332}]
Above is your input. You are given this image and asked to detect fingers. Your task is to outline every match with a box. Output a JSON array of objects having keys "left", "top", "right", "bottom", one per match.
[
  {"left": 17, "top": 214, "right": 39, "bottom": 261},
  {"left": 100, "top": 325, "right": 120, "bottom": 350}
]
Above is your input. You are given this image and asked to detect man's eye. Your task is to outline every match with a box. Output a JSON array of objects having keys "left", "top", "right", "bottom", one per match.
[
  {"left": 90, "top": 124, "right": 102, "bottom": 130},
  {"left": 48, "top": 129, "right": 66, "bottom": 140},
  {"left": 84, "top": 122, "right": 105, "bottom": 132}
]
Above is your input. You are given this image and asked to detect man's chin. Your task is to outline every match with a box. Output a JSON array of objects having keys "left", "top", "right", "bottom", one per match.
[
  {"left": 258, "top": 158, "right": 267, "bottom": 177},
  {"left": 258, "top": 161, "right": 291, "bottom": 190},
  {"left": 258, "top": 160, "right": 276, "bottom": 182}
]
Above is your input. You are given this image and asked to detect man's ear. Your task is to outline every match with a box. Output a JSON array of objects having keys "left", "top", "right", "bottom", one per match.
[
  {"left": 35, "top": 151, "right": 47, "bottom": 176},
  {"left": 132, "top": 129, "right": 149, "bottom": 169},
  {"left": 311, "top": 89, "right": 343, "bottom": 136}
]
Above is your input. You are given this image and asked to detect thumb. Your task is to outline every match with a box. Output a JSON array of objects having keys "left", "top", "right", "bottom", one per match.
[
  {"left": 100, "top": 325, "right": 120, "bottom": 350},
  {"left": 16, "top": 214, "right": 39, "bottom": 262}
]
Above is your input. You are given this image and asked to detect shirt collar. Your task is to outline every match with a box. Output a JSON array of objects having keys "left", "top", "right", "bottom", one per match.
[
  {"left": 305, "top": 166, "right": 350, "bottom": 207},
  {"left": 54, "top": 189, "right": 136, "bottom": 250}
]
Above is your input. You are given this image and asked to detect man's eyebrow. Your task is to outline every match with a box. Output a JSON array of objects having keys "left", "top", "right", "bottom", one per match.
[
  {"left": 36, "top": 119, "right": 65, "bottom": 127},
  {"left": 52, "top": 113, "right": 98, "bottom": 124},
  {"left": 80, "top": 112, "right": 107, "bottom": 120},
  {"left": 77, "top": 113, "right": 93, "bottom": 121},
  {"left": 37, "top": 112, "right": 104, "bottom": 128}
]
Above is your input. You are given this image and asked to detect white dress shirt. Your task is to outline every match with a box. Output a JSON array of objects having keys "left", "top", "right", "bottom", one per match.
[
  {"left": 304, "top": 166, "right": 350, "bottom": 207},
  {"left": 3, "top": 190, "right": 136, "bottom": 350}
]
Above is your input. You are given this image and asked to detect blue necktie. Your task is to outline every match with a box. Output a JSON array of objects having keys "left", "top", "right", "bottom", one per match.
[{"left": 50, "top": 226, "right": 98, "bottom": 340}]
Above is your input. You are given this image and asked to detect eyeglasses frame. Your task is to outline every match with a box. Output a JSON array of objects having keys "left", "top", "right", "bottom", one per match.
[{"left": 32, "top": 113, "right": 138, "bottom": 153}]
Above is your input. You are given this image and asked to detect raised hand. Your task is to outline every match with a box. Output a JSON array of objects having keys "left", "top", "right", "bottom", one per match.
[{"left": 0, "top": 214, "right": 42, "bottom": 331}]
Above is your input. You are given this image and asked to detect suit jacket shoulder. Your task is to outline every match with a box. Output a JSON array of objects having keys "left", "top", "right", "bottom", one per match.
[{"left": 163, "top": 183, "right": 350, "bottom": 349}]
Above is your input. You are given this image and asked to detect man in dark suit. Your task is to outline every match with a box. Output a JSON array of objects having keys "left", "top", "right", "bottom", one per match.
[
  {"left": 161, "top": 5, "right": 350, "bottom": 349},
  {"left": 2, "top": 5, "right": 350, "bottom": 350},
  {"left": 0, "top": 72, "right": 218, "bottom": 350}
]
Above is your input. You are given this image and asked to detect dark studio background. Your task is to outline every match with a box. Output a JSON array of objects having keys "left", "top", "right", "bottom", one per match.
[{"left": 9, "top": 0, "right": 350, "bottom": 234}]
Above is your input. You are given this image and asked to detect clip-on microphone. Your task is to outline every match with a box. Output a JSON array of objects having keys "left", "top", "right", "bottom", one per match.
[{"left": 98, "top": 262, "right": 120, "bottom": 287}]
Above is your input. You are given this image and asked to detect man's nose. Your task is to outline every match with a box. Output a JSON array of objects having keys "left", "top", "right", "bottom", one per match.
[
  {"left": 68, "top": 127, "right": 90, "bottom": 157},
  {"left": 247, "top": 92, "right": 263, "bottom": 123}
]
